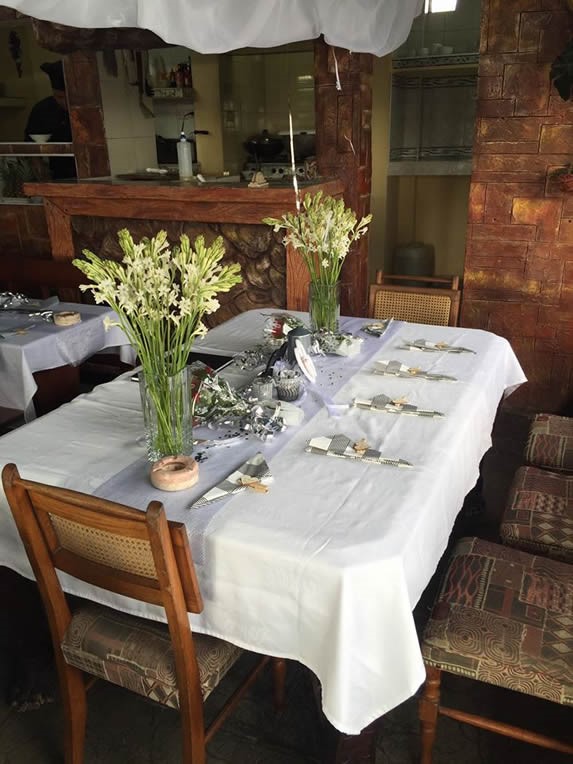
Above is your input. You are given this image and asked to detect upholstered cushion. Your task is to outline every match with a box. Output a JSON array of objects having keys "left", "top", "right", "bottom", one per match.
[
  {"left": 61, "top": 604, "right": 242, "bottom": 709},
  {"left": 525, "top": 413, "right": 573, "bottom": 473},
  {"left": 500, "top": 466, "right": 573, "bottom": 563},
  {"left": 421, "top": 537, "right": 573, "bottom": 707}
]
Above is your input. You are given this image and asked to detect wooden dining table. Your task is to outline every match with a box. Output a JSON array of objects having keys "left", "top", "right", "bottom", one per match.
[{"left": 0, "top": 310, "right": 526, "bottom": 757}]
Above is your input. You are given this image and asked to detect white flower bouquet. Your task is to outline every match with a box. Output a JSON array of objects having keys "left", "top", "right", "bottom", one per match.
[
  {"left": 263, "top": 192, "right": 372, "bottom": 331},
  {"left": 74, "top": 229, "right": 241, "bottom": 460}
]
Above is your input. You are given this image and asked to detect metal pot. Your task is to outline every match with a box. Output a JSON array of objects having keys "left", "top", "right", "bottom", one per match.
[{"left": 244, "top": 130, "right": 284, "bottom": 161}]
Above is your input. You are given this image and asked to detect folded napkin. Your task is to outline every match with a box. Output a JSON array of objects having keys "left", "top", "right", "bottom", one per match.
[
  {"left": 305, "top": 434, "right": 412, "bottom": 468},
  {"left": 400, "top": 338, "right": 475, "bottom": 354},
  {"left": 353, "top": 394, "right": 444, "bottom": 418},
  {"left": 189, "top": 452, "right": 272, "bottom": 509},
  {"left": 373, "top": 359, "right": 457, "bottom": 382}
]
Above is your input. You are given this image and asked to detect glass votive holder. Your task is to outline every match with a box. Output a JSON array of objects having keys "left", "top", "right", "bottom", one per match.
[
  {"left": 275, "top": 369, "right": 303, "bottom": 401},
  {"left": 251, "top": 376, "right": 274, "bottom": 402}
]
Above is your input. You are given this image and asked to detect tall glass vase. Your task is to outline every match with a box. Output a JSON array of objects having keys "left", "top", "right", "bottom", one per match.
[
  {"left": 139, "top": 366, "right": 193, "bottom": 462},
  {"left": 309, "top": 281, "right": 340, "bottom": 333}
]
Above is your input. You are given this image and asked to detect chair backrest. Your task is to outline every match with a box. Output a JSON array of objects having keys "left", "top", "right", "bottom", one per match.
[
  {"left": 1, "top": 463, "right": 204, "bottom": 702},
  {"left": 368, "top": 270, "right": 461, "bottom": 326}
]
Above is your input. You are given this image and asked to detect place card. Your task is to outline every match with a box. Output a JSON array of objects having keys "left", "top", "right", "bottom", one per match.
[
  {"left": 399, "top": 338, "right": 476, "bottom": 354},
  {"left": 353, "top": 394, "right": 444, "bottom": 418},
  {"left": 305, "top": 434, "right": 412, "bottom": 468},
  {"left": 373, "top": 359, "right": 457, "bottom": 382},
  {"left": 189, "top": 451, "right": 273, "bottom": 508}
]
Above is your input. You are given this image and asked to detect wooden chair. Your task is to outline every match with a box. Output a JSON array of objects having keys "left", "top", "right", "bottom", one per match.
[
  {"left": 524, "top": 413, "right": 573, "bottom": 473},
  {"left": 368, "top": 271, "right": 461, "bottom": 326},
  {"left": 419, "top": 537, "right": 573, "bottom": 762},
  {"left": 500, "top": 465, "right": 573, "bottom": 564},
  {"left": 2, "top": 463, "right": 285, "bottom": 764}
]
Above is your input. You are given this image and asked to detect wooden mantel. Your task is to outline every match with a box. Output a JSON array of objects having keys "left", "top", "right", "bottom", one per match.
[{"left": 24, "top": 178, "right": 345, "bottom": 313}]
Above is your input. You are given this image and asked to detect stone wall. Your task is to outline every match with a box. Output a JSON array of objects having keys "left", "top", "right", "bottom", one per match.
[{"left": 463, "top": 0, "right": 573, "bottom": 410}]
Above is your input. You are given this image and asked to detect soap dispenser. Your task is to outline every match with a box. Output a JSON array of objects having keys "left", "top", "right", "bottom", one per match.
[{"left": 177, "top": 131, "right": 194, "bottom": 180}]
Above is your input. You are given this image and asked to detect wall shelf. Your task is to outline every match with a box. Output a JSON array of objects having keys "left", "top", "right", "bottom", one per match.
[
  {"left": 388, "top": 159, "right": 472, "bottom": 176},
  {"left": 392, "top": 52, "right": 479, "bottom": 75}
]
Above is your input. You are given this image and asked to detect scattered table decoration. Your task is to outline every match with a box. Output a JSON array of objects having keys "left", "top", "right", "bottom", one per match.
[
  {"left": 294, "top": 339, "right": 317, "bottom": 384},
  {"left": 353, "top": 394, "right": 444, "bottom": 418},
  {"left": 189, "top": 452, "right": 272, "bottom": 508},
  {"left": 312, "top": 329, "right": 363, "bottom": 357},
  {"left": 73, "top": 229, "right": 242, "bottom": 481},
  {"left": 0, "top": 292, "right": 59, "bottom": 312},
  {"left": 305, "top": 434, "right": 412, "bottom": 467},
  {"left": 362, "top": 320, "right": 392, "bottom": 337},
  {"left": 400, "top": 339, "right": 476, "bottom": 354},
  {"left": 274, "top": 368, "right": 303, "bottom": 401},
  {"left": 373, "top": 359, "right": 457, "bottom": 382}
]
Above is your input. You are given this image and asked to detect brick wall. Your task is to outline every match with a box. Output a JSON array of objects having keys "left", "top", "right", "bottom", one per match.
[{"left": 463, "top": 0, "right": 573, "bottom": 410}]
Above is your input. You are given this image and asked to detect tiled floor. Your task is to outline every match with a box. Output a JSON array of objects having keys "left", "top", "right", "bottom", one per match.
[{"left": 0, "top": 407, "right": 571, "bottom": 763}]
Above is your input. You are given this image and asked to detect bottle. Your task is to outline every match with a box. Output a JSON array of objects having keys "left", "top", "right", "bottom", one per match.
[{"left": 177, "top": 132, "right": 194, "bottom": 180}]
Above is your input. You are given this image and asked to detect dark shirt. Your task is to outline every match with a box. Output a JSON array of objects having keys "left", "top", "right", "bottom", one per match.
[{"left": 24, "top": 96, "right": 76, "bottom": 179}]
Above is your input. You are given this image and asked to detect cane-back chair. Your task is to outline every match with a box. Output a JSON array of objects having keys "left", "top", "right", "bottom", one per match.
[
  {"left": 2, "top": 463, "right": 284, "bottom": 764},
  {"left": 368, "top": 271, "right": 460, "bottom": 326}
]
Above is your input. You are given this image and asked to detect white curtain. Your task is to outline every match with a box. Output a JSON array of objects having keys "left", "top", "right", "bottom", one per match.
[{"left": 4, "top": 0, "right": 423, "bottom": 56}]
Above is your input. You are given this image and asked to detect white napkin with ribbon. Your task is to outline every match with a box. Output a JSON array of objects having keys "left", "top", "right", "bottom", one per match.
[{"left": 189, "top": 451, "right": 273, "bottom": 508}]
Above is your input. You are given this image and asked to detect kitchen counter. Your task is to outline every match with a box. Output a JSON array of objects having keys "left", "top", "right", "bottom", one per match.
[
  {"left": 24, "top": 176, "right": 343, "bottom": 225},
  {"left": 23, "top": 176, "right": 345, "bottom": 318}
]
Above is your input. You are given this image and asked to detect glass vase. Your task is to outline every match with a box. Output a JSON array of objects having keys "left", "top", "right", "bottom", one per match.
[
  {"left": 309, "top": 281, "right": 340, "bottom": 333},
  {"left": 139, "top": 366, "right": 193, "bottom": 462}
]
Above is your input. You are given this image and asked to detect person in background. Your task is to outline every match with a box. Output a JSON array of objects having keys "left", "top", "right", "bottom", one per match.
[{"left": 24, "top": 60, "right": 77, "bottom": 180}]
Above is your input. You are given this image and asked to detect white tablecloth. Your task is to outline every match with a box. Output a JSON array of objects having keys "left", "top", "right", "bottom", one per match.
[
  {"left": 0, "top": 302, "right": 131, "bottom": 417},
  {"left": 0, "top": 313, "right": 526, "bottom": 734}
]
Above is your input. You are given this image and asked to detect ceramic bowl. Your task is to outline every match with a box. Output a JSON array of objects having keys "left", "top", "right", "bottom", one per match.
[{"left": 29, "top": 134, "right": 52, "bottom": 143}]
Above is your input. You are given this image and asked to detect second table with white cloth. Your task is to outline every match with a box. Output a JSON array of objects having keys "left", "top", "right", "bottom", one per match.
[
  {"left": 0, "top": 311, "right": 526, "bottom": 735},
  {"left": 0, "top": 302, "right": 131, "bottom": 418}
]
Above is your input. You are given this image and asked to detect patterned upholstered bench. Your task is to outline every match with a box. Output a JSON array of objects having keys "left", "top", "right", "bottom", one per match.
[
  {"left": 419, "top": 537, "right": 573, "bottom": 762},
  {"left": 500, "top": 465, "right": 573, "bottom": 563},
  {"left": 525, "top": 413, "right": 573, "bottom": 473}
]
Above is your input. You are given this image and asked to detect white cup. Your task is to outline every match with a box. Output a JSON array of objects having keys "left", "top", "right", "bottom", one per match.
[{"left": 431, "top": 43, "right": 443, "bottom": 55}]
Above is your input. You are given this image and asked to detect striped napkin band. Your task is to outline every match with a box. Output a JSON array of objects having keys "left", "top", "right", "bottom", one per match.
[
  {"left": 373, "top": 359, "right": 457, "bottom": 382},
  {"left": 400, "top": 339, "right": 475, "bottom": 354},
  {"left": 189, "top": 452, "right": 272, "bottom": 509},
  {"left": 305, "top": 434, "right": 412, "bottom": 468},
  {"left": 353, "top": 395, "right": 444, "bottom": 418}
]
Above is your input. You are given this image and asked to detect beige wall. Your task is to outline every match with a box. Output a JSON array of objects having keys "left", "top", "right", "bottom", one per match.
[
  {"left": 97, "top": 51, "right": 157, "bottom": 175},
  {"left": 369, "top": 55, "right": 392, "bottom": 281},
  {"left": 385, "top": 175, "right": 470, "bottom": 276},
  {"left": 190, "top": 53, "right": 224, "bottom": 176}
]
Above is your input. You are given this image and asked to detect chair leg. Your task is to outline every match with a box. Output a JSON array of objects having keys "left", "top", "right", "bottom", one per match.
[
  {"left": 272, "top": 657, "right": 287, "bottom": 711},
  {"left": 419, "top": 665, "right": 441, "bottom": 764},
  {"left": 59, "top": 662, "right": 87, "bottom": 764}
]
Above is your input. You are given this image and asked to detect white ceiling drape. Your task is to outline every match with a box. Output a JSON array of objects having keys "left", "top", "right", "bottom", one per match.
[{"left": 3, "top": 0, "right": 423, "bottom": 56}]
